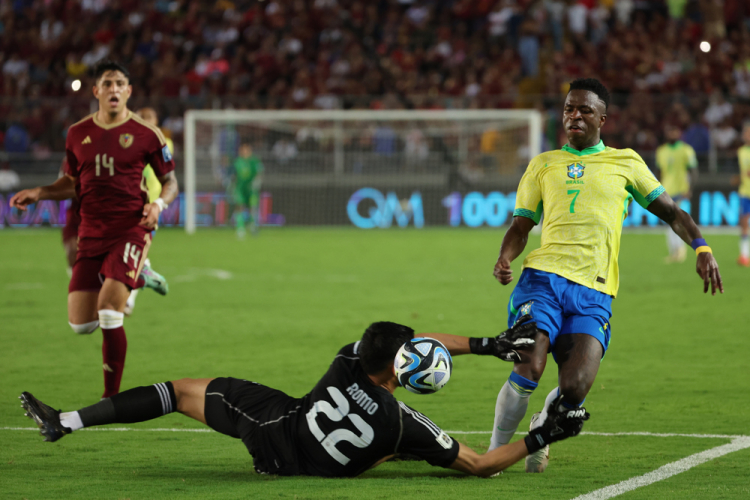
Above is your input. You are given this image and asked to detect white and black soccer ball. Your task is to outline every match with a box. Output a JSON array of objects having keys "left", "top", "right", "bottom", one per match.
[{"left": 394, "top": 338, "right": 453, "bottom": 394}]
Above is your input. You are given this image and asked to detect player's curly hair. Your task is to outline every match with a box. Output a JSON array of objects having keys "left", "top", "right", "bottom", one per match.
[
  {"left": 359, "top": 322, "right": 414, "bottom": 375},
  {"left": 569, "top": 78, "right": 610, "bottom": 111},
  {"left": 92, "top": 59, "right": 130, "bottom": 81}
]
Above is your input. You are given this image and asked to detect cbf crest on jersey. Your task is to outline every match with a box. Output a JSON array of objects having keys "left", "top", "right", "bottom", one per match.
[
  {"left": 567, "top": 163, "right": 585, "bottom": 180},
  {"left": 119, "top": 133, "right": 134, "bottom": 149}
]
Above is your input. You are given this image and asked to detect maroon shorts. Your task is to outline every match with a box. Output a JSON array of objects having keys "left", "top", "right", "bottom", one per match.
[
  {"left": 62, "top": 207, "right": 80, "bottom": 242},
  {"left": 69, "top": 230, "right": 152, "bottom": 293}
]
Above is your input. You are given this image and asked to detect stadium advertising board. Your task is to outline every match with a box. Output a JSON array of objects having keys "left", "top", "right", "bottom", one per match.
[
  {"left": 0, "top": 190, "right": 744, "bottom": 228},
  {"left": 345, "top": 189, "right": 743, "bottom": 229}
]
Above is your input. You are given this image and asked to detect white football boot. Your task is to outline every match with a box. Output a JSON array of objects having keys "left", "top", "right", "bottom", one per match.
[{"left": 525, "top": 412, "right": 549, "bottom": 473}]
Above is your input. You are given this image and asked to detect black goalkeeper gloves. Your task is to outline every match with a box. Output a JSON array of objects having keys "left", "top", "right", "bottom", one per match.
[
  {"left": 523, "top": 395, "right": 590, "bottom": 454},
  {"left": 468, "top": 315, "right": 537, "bottom": 362}
]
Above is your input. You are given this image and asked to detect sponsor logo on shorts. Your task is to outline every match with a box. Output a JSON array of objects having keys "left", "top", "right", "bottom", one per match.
[
  {"left": 126, "top": 270, "right": 135, "bottom": 279},
  {"left": 519, "top": 302, "right": 533, "bottom": 317}
]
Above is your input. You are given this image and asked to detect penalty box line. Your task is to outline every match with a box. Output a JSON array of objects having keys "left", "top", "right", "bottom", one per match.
[
  {"left": 1, "top": 427, "right": 747, "bottom": 440},
  {"left": 571, "top": 436, "right": 750, "bottom": 500}
]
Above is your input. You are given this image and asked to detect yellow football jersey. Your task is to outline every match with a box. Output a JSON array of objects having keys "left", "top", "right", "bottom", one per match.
[
  {"left": 655, "top": 141, "right": 697, "bottom": 197},
  {"left": 514, "top": 141, "right": 664, "bottom": 297},
  {"left": 739, "top": 145, "right": 750, "bottom": 198},
  {"left": 143, "top": 137, "right": 173, "bottom": 203}
]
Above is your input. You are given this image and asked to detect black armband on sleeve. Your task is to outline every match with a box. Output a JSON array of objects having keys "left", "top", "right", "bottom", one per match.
[{"left": 469, "top": 337, "right": 493, "bottom": 355}]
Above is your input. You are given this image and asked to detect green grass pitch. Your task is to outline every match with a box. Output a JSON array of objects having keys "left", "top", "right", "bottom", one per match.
[{"left": 1, "top": 228, "right": 748, "bottom": 499}]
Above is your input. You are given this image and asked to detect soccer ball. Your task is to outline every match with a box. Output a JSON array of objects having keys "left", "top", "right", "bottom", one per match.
[{"left": 394, "top": 338, "right": 453, "bottom": 394}]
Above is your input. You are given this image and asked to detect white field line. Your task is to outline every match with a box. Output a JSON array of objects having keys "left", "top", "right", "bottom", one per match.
[
  {"left": 444, "top": 430, "right": 749, "bottom": 439},
  {"left": 571, "top": 436, "right": 750, "bottom": 500},
  {"left": 2, "top": 426, "right": 747, "bottom": 439},
  {"left": 6, "top": 425, "right": 747, "bottom": 498}
]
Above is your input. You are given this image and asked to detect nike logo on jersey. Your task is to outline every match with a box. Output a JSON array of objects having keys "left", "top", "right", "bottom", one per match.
[{"left": 82, "top": 136, "right": 92, "bottom": 144}]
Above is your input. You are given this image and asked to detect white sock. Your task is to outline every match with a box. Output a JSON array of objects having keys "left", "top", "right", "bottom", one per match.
[
  {"left": 741, "top": 236, "right": 750, "bottom": 258},
  {"left": 59, "top": 411, "right": 83, "bottom": 431},
  {"left": 126, "top": 288, "right": 139, "bottom": 309},
  {"left": 489, "top": 373, "right": 538, "bottom": 450},
  {"left": 531, "top": 387, "right": 561, "bottom": 431},
  {"left": 98, "top": 309, "right": 124, "bottom": 329}
]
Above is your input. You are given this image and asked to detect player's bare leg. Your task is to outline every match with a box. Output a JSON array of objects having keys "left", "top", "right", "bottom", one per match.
[
  {"left": 526, "top": 334, "right": 602, "bottom": 472},
  {"left": 554, "top": 334, "right": 603, "bottom": 405},
  {"left": 739, "top": 214, "right": 750, "bottom": 267},
  {"left": 21, "top": 379, "right": 214, "bottom": 442},
  {"left": 68, "top": 291, "right": 99, "bottom": 333},
  {"left": 97, "top": 278, "right": 130, "bottom": 398},
  {"left": 173, "top": 378, "right": 214, "bottom": 424},
  {"left": 489, "top": 331, "right": 549, "bottom": 451}
]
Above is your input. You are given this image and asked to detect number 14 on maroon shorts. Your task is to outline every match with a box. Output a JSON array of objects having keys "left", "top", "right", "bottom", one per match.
[{"left": 69, "top": 230, "right": 152, "bottom": 293}]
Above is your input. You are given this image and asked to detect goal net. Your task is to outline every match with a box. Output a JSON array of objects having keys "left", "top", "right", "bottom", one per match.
[{"left": 183, "top": 109, "right": 542, "bottom": 232}]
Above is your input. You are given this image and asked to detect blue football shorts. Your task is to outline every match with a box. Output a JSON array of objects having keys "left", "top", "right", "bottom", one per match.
[
  {"left": 507, "top": 268, "right": 613, "bottom": 360},
  {"left": 740, "top": 196, "right": 750, "bottom": 217}
]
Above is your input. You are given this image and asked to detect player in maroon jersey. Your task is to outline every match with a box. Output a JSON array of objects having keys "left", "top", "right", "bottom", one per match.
[{"left": 10, "top": 60, "right": 179, "bottom": 398}]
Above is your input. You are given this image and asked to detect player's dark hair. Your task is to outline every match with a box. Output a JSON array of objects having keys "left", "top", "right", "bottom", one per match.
[
  {"left": 359, "top": 322, "right": 414, "bottom": 375},
  {"left": 92, "top": 59, "right": 130, "bottom": 81},
  {"left": 568, "top": 78, "right": 610, "bottom": 111}
]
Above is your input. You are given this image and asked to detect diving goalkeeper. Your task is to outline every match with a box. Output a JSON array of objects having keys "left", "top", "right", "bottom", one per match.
[{"left": 20, "top": 318, "right": 588, "bottom": 478}]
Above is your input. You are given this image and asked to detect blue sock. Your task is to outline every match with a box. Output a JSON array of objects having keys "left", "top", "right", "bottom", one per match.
[
  {"left": 508, "top": 371, "right": 538, "bottom": 395},
  {"left": 561, "top": 397, "right": 585, "bottom": 409}
]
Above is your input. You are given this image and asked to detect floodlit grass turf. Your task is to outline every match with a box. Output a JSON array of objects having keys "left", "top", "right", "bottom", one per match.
[{"left": 1, "top": 228, "right": 748, "bottom": 499}]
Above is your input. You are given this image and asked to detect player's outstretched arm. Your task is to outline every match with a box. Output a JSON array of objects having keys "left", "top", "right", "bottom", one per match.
[
  {"left": 449, "top": 396, "right": 589, "bottom": 477},
  {"left": 421, "top": 317, "right": 536, "bottom": 361},
  {"left": 647, "top": 192, "right": 724, "bottom": 295},
  {"left": 494, "top": 216, "right": 535, "bottom": 285},
  {"left": 9, "top": 175, "right": 76, "bottom": 210}
]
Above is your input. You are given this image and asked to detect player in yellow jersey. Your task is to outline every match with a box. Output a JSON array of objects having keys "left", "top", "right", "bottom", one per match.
[
  {"left": 655, "top": 124, "right": 698, "bottom": 263},
  {"left": 123, "top": 107, "right": 174, "bottom": 315},
  {"left": 735, "top": 123, "right": 750, "bottom": 267},
  {"left": 487, "top": 79, "right": 723, "bottom": 473}
]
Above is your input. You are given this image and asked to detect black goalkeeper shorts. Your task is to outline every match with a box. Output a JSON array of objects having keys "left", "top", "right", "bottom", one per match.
[{"left": 204, "top": 377, "right": 302, "bottom": 475}]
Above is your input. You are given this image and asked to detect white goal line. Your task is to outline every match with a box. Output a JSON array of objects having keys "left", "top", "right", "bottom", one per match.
[
  {"left": 2, "top": 427, "right": 746, "bottom": 439},
  {"left": 571, "top": 436, "right": 750, "bottom": 500}
]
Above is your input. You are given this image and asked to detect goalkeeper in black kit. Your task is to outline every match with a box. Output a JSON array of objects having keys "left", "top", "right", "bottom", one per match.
[{"left": 20, "top": 317, "right": 588, "bottom": 478}]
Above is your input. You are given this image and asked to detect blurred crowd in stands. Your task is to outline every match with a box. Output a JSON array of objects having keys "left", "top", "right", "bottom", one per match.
[{"left": 1, "top": 0, "right": 750, "bottom": 167}]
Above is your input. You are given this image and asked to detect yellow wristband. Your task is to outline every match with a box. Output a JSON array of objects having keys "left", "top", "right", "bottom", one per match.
[{"left": 695, "top": 246, "right": 712, "bottom": 255}]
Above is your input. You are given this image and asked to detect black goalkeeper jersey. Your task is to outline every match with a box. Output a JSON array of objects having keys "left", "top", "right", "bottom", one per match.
[{"left": 254, "top": 342, "right": 460, "bottom": 477}]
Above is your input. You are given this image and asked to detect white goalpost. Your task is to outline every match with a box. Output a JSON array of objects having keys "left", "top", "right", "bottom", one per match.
[{"left": 183, "top": 109, "right": 543, "bottom": 233}]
